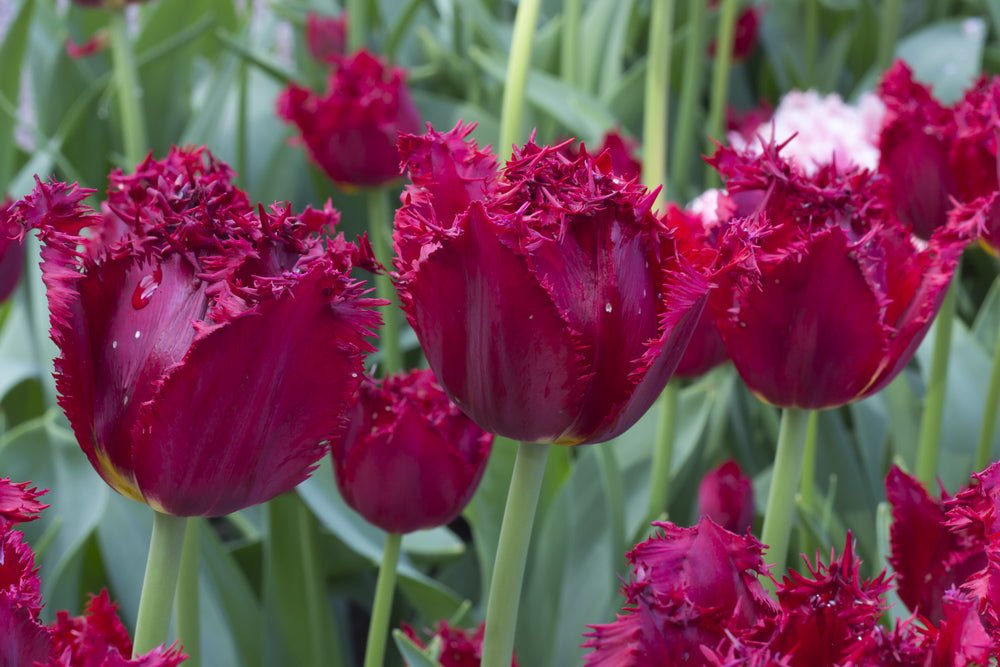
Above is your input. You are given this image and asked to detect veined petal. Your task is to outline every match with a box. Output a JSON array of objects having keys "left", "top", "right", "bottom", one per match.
[{"left": 0, "top": 596, "right": 50, "bottom": 666}]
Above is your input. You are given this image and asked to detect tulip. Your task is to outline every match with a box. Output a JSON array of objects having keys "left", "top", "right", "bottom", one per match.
[
  {"left": 0, "top": 478, "right": 47, "bottom": 526},
  {"left": 560, "top": 131, "right": 642, "bottom": 182},
  {"left": 332, "top": 368, "right": 492, "bottom": 667},
  {"left": 277, "top": 50, "right": 421, "bottom": 188},
  {"left": 403, "top": 622, "right": 518, "bottom": 667},
  {"left": 395, "top": 122, "right": 713, "bottom": 445},
  {"left": 0, "top": 198, "right": 23, "bottom": 303},
  {"left": 332, "top": 369, "right": 492, "bottom": 534},
  {"left": 2, "top": 147, "right": 383, "bottom": 654},
  {"left": 305, "top": 12, "right": 348, "bottom": 63},
  {"left": 696, "top": 459, "right": 754, "bottom": 533}
]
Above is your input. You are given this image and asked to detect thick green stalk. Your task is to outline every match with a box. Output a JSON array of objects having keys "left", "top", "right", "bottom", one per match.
[
  {"left": 597, "top": 444, "right": 626, "bottom": 564},
  {"left": 133, "top": 512, "right": 188, "bottom": 657},
  {"left": 760, "top": 408, "right": 811, "bottom": 579},
  {"left": 646, "top": 380, "right": 679, "bottom": 524},
  {"left": 877, "top": 0, "right": 903, "bottom": 71},
  {"left": 705, "top": 0, "right": 739, "bottom": 187},
  {"left": 976, "top": 324, "right": 1000, "bottom": 470},
  {"left": 669, "top": 0, "right": 707, "bottom": 199},
  {"left": 368, "top": 188, "right": 402, "bottom": 375},
  {"left": 176, "top": 520, "right": 201, "bottom": 667},
  {"left": 109, "top": 9, "right": 148, "bottom": 166},
  {"left": 498, "top": 0, "right": 543, "bottom": 160},
  {"left": 916, "top": 273, "right": 958, "bottom": 487},
  {"left": 298, "top": 502, "right": 327, "bottom": 667},
  {"left": 362, "top": 533, "right": 402, "bottom": 667},
  {"left": 641, "top": 0, "right": 674, "bottom": 208},
  {"left": 347, "top": 0, "right": 366, "bottom": 51},
  {"left": 481, "top": 443, "right": 551, "bottom": 667},
  {"left": 560, "top": 0, "right": 582, "bottom": 87},
  {"left": 799, "top": 411, "right": 820, "bottom": 508},
  {"left": 805, "top": 0, "right": 819, "bottom": 86}
]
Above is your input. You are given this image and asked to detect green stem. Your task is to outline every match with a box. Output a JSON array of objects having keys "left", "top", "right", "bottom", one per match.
[
  {"left": 760, "top": 408, "right": 811, "bottom": 579},
  {"left": 498, "top": 0, "right": 543, "bottom": 160},
  {"left": 347, "top": 0, "right": 366, "bottom": 51},
  {"left": 799, "top": 411, "right": 819, "bottom": 508},
  {"left": 669, "top": 0, "right": 707, "bottom": 200},
  {"left": 481, "top": 443, "right": 551, "bottom": 667},
  {"left": 362, "top": 533, "right": 402, "bottom": 667},
  {"left": 975, "top": 323, "right": 1000, "bottom": 470},
  {"left": 916, "top": 272, "right": 958, "bottom": 487},
  {"left": 176, "top": 520, "right": 201, "bottom": 667},
  {"left": 298, "top": 502, "right": 327, "bottom": 667},
  {"left": 109, "top": 8, "right": 148, "bottom": 166},
  {"left": 597, "top": 444, "right": 625, "bottom": 566},
  {"left": 877, "top": 0, "right": 903, "bottom": 71},
  {"left": 641, "top": 0, "right": 674, "bottom": 208},
  {"left": 646, "top": 380, "right": 679, "bottom": 524},
  {"left": 368, "top": 188, "right": 402, "bottom": 375},
  {"left": 236, "top": 60, "right": 249, "bottom": 185},
  {"left": 133, "top": 512, "right": 188, "bottom": 657},
  {"left": 560, "top": 0, "right": 582, "bottom": 86},
  {"left": 705, "top": 0, "right": 739, "bottom": 187},
  {"left": 805, "top": 0, "right": 819, "bottom": 87}
]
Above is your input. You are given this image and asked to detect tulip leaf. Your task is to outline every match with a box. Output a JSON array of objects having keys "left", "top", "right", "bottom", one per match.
[
  {"left": 95, "top": 494, "right": 153, "bottom": 630},
  {"left": 894, "top": 18, "right": 987, "bottom": 104},
  {"left": 391, "top": 629, "right": 444, "bottom": 667},
  {"left": 973, "top": 275, "right": 1000, "bottom": 353},
  {"left": 0, "top": 0, "right": 34, "bottom": 188}
]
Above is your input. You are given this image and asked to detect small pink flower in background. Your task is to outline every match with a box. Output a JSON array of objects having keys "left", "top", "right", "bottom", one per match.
[
  {"left": 728, "top": 90, "right": 885, "bottom": 175},
  {"left": 402, "top": 622, "right": 518, "bottom": 667},
  {"left": 697, "top": 460, "right": 754, "bottom": 534},
  {"left": 305, "top": 11, "right": 347, "bottom": 63},
  {"left": 277, "top": 50, "right": 422, "bottom": 187}
]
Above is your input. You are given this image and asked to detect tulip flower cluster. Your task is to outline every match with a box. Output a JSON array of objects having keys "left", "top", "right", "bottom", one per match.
[
  {"left": 0, "top": 477, "right": 185, "bottom": 665},
  {"left": 403, "top": 622, "right": 519, "bottom": 667}
]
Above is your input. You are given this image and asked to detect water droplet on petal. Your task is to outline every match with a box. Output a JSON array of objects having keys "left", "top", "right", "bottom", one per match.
[
  {"left": 132, "top": 266, "right": 163, "bottom": 309},
  {"left": 605, "top": 302, "right": 613, "bottom": 313},
  {"left": 351, "top": 372, "right": 358, "bottom": 378},
  {"left": 112, "top": 341, "right": 118, "bottom": 350},
  {"left": 528, "top": 314, "right": 534, "bottom": 320},
  {"left": 134, "top": 330, "right": 141, "bottom": 339}
]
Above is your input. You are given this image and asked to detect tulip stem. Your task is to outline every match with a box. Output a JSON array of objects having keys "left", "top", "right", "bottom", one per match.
[
  {"left": 916, "top": 272, "right": 958, "bottom": 487},
  {"left": 975, "top": 322, "right": 1000, "bottom": 470},
  {"left": 705, "top": 0, "right": 739, "bottom": 187},
  {"left": 347, "top": 0, "right": 366, "bottom": 51},
  {"left": 642, "top": 0, "right": 673, "bottom": 207},
  {"left": 877, "top": 0, "right": 903, "bottom": 71},
  {"left": 498, "top": 0, "right": 542, "bottom": 160},
  {"left": 368, "top": 187, "right": 402, "bottom": 375},
  {"left": 481, "top": 442, "right": 551, "bottom": 667},
  {"left": 798, "top": 411, "right": 820, "bottom": 508},
  {"left": 760, "top": 407, "right": 811, "bottom": 580},
  {"left": 175, "top": 519, "right": 201, "bottom": 667},
  {"left": 560, "top": 0, "right": 582, "bottom": 87},
  {"left": 133, "top": 512, "right": 187, "bottom": 657},
  {"left": 362, "top": 532, "right": 402, "bottom": 667},
  {"left": 669, "top": 0, "right": 707, "bottom": 200},
  {"left": 646, "top": 380, "right": 679, "bottom": 524},
  {"left": 805, "top": 0, "right": 819, "bottom": 86},
  {"left": 109, "top": 8, "right": 148, "bottom": 167}
]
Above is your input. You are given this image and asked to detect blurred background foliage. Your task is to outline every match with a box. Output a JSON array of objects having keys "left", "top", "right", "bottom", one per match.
[{"left": 1, "top": 0, "right": 1000, "bottom": 665}]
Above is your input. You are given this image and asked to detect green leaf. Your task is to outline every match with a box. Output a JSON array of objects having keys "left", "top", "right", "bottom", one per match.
[
  {"left": 391, "top": 629, "right": 443, "bottom": 667},
  {"left": 895, "top": 18, "right": 987, "bottom": 103},
  {"left": 0, "top": 0, "right": 35, "bottom": 187}
]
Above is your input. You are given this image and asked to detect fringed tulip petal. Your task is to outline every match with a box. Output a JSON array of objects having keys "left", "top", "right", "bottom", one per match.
[
  {"left": 332, "top": 369, "right": 492, "bottom": 533},
  {"left": 0, "top": 597, "right": 51, "bottom": 666},
  {"left": 0, "top": 479, "right": 48, "bottom": 525}
]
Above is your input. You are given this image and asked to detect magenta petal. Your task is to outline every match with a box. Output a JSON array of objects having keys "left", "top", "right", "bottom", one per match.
[
  {"left": 927, "top": 589, "right": 993, "bottom": 667},
  {"left": 0, "top": 233, "right": 22, "bottom": 303},
  {"left": 0, "top": 479, "right": 48, "bottom": 525},
  {"left": 697, "top": 460, "right": 755, "bottom": 534},
  {"left": 714, "top": 228, "right": 890, "bottom": 409},
  {"left": 400, "top": 203, "right": 585, "bottom": 444},
  {"left": 0, "top": 596, "right": 50, "bottom": 666},
  {"left": 0, "top": 527, "right": 42, "bottom": 616},
  {"left": 130, "top": 266, "right": 372, "bottom": 516}
]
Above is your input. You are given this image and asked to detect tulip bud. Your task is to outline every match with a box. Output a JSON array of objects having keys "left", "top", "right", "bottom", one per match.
[
  {"left": 305, "top": 11, "right": 347, "bottom": 63},
  {"left": 332, "top": 369, "right": 492, "bottom": 534},
  {"left": 402, "top": 621, "right": 518, "bottom": 667},
  {"left": 696, "top": 459, "right": 754, "bottom": 534}
]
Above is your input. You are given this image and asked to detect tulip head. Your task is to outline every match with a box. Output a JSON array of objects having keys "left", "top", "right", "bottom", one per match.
[
  {"left": 305, "top": 12, "right": 347, "bottom": 63},
  {"left": 331, "top": 369, "right": 493, "bottom": 534},
  {"left": 402, "top": 621, "right": 518, "bottom": 667},
  {"left": 0, "top": 479, "right": 47, "bottom": 527},
  {"left": 2, "top": 148, "right": 383, "bottom": 517},
  {"left": 395, "top": 123, "right": 719, "bottom": 445},
  {"left": 707, "top": 139, "right": 976, "bottom": 409},
  {"left": 697, "top": 459, "right": 754, "bottom": 534},
  {"left": 277, "top": 50, "right": 421, "bottom": 187}
]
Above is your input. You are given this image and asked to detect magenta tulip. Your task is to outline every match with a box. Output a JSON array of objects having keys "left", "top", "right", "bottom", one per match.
[
  {"left": 1, "top": 148, "right": 383, "bottom": 517},
  {"left": 277, "top": 50, "right": 421, "bottom": 187},
  {"left": 0, "top": 199, "right": 22, "bottom": 303},
  {"left": 697, "top": 459, "right": 754, "bottom": 534},
  {"left": 331, "top": 369, "right": 493, "bottom": 533},
  {"left": 393, "top": 122, "right": 722, "bottom": 445},
  {"left": 706, "top": 139, "right": 976, "bottom": 409},
  {"left": 305, "top": 12, "right": 347, "bottom": 63}
]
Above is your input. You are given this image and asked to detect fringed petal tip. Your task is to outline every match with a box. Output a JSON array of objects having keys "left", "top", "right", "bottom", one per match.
[
  {"left": 1, "top": 177, "right": 100, "bottom": 244},
  {"left": 0, "top": 478, "right": 49, "bottom": 524}
]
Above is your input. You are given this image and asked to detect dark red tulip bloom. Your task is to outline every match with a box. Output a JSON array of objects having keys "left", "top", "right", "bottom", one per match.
[
  {"left": 305, "top": 12, "right": 347, "bottom": 63},
  {"left": 0, "top": 478, "right": 47, "bottom": 526},
  {"left": 331, "top": 369, "right": 492, "bottom": 533},
  {"left": 560, "top": 131, "right": 642, "bottom": 182},
  {"left": 885, "top": 466, "right": 984, "bottom": 623},
  {"left": 277, "top": 50, "right": 421, "bottom": 187},
  {"left": 402, "top": 621, "right": 518, "bottom": 667},
  {"left": 696, "top": 459, "right": 754, "bottom": 533},
  {"left": 0, "top": 527, "right": 42, "bottom": 618},
  {"left": 0, "top": 198, "right": 23, "bottom": 303},
  {"left": 1, "top": 148, "right": 383, "bottom": 517},
  {"left": 582, "top": 518, "right": 776, "bottom": 666},
  {"left": 395, "top": 123, "right": 726, "bottom": 445},
  {"left": 707, "top": 138, "right": 976, "bottom": 409}
]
